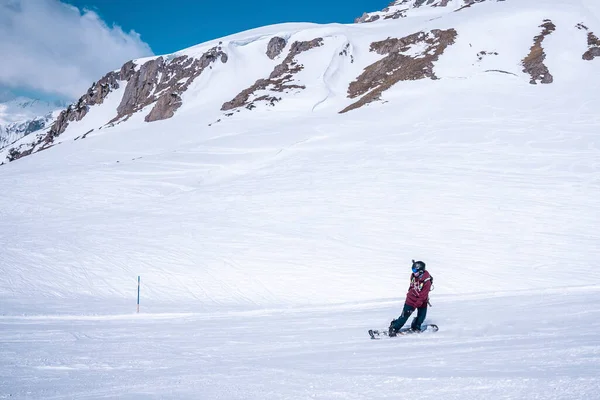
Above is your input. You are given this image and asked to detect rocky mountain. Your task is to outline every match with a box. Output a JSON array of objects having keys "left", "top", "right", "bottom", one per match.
[
  {"left": 2, "top": 2, "right": 600, "bottom": 398},
  {"left": 0, "top": 98, "right": 66, "bottom": 150},
  {"left": 354, "top": 0, "right": 505, "bottom": 23},
  {"left": 1, "top": 0, "right": 598, "bottom": 164}
]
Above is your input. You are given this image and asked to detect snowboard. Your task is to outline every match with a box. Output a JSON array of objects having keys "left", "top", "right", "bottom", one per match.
[{"left": 368, "top": 324, "right": 438, "bottom": 339}]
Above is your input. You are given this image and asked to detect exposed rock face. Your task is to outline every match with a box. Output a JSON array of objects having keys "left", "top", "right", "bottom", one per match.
[
  {"left": 36, "top": 61, "right": 136, "bottom": 149},
  {"left": 355, "top": 12, "right": 382, "bottom": 23},
  {"left": 222, "top": 38, "right": 324, "bottom": 111},
  {"left": 408, "top": 0, "right": 455, "bottom": 7},
  {"left": 6, "top": 146, "right": 33, "bottom": 162},
  {"left": 266, "top": 37, "right": 287, "bottom": 59},
  {"left": 383, "top": 10, "right": 407, "bottom": 20},
  {"left": 5, "top": 46, "right": 228, "bottom": 163},
  {"left": 578, "top": 23, "right": 600, "bottom": 60},
  {"left": 115, "top": 58, "right": 164, "bottom": 121},
  {"left": 46, "top": 46, "right": 227, "bottom": 138},
  {"left": 116, "top": 46, "right": 228, "bottom": 123},
  {"left": 455, "top": 0, "right": 496, "bottom": 12},
  {"left": 340, "top": 29, "right": 457, "bottom": 113},
  {"left": 386, "top": 0, "right": 453, "bottom": 9},
  {"left": 584, "top": 34, "right": 600, "bottom": 60},
  {"left": 4, "top": 63, "right": 135, "bottom": 161},
  {"left": 522, "top": 20, "right": 556, "bottom": 84},
  {"left": 145, "top": 92, "right": 182, "bottom": 122}
]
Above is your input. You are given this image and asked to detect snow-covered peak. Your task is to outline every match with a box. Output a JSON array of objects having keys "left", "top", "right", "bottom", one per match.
[
  {"left": 355, "top": 0, "right": 501, "bottom": 23},
  {"left": 2, "top": 0, "right": 600, "bottom": 164},
  {"left": 0, "top": 97, "right": 67, "bottom": 150},
  {"left": 1, "top": 2, "right": 600, "bottom": 397},
  {"left": 0, "top": 97, "right": 67, "bottom": 123}
]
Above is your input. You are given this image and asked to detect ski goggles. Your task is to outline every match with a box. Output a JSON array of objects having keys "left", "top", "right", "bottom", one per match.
[{"left": 412, "top": 267, "right": 421, "bottom": 274}]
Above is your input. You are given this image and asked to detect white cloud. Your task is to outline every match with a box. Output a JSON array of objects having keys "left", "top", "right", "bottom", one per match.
[
  {"left": 0, "top": 88, "right": 15, "bottom": 102},
  {"left": 0, "top": 0, "right": 154, "bottom": 100}
]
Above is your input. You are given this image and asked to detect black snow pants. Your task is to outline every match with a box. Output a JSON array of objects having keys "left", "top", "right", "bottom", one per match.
[{"left": 390, "top": 303, "right": 427, "bottom": 332}]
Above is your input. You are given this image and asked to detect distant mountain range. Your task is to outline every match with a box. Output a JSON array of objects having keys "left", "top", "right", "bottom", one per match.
[{"left": 0, "top": 98, "right": 67, "bottom": 150}]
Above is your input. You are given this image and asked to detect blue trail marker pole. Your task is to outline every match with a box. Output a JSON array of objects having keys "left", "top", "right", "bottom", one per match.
[{"left": 137, "top": 276, "right": 140, "bottom": 313}]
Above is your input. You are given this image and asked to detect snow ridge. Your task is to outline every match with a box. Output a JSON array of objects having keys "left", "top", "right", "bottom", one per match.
[
  {"left": 2, "top": 0, "right": 599, "bottom": 165},
  {"left": 354, "top": 0, "right": 504, "bottom": 23}
]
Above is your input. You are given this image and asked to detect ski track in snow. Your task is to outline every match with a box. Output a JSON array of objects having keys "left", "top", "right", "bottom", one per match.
[
  {"left": 1, "top": 289, "right": 599, "bottom": 399},
  {"left": 2, "top": 85, "right": 598, "bottom": 307}
]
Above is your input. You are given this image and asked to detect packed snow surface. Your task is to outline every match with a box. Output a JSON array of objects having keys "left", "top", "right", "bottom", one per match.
[
  {"left": 1, "top": 0, "right": 599, "bottom": 398},
  {"left": 2, "top": 81, "right": 599, "bottom": 397},
  {"left": 2, "top": 288, "right": 599, "bottom": 399}
]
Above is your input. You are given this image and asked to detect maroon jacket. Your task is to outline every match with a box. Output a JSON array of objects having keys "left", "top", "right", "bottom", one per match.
[{"left": 405, "top": 270, "right": 432, "bottom": 308}]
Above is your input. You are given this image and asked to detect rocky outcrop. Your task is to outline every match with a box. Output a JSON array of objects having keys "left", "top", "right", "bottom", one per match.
[
  {"left": 266, "top": 37, "right": 287, "bottom": 59},
  {"left": 584, "top": 32, "right": 600, "bottom": 60},
  {"left": 54, "top": 62, "right": 135, "bottom": 136},
  {"left": 355, "top": 13, "right": 382, "bottom": 23},
  {"left": 577, "top": 23, "right": 600, "bottom": 60},
  {"left": 145, "top": 92, "right": 182, "bottom": 122},
  {"left": 4, "top": 46, "right": 228, "bottom": 163},
  {"left": 21, "top": 61, "right": 136, "bottom": 153},
  {"left": 455, "top": 0, "right": 495, "bottom": 12},
  {"left": 522, "top": 20, "right": 555, "bottom": 84},
  {"left": 340, "top": 29, "right": 457, "bottom": 113},
  {"left": 46, "top": 46, "right": 227, "bottom": 137},
  {"left": 115, "top": 46, "right": 228, "bottom": 123},
  {"left": 383, "top": 10, "right": 407, "bottom": 20},
  {"left": 6, "top": 146, "right": 33, "bottom": 162},
  {"left": 115, "top": 58, "right": 164, "bottom": 121},
  {"left": 383, "top": 0, "right": 453, "bottom": 10},
  {"left": 222, "top": 38, "right": 324, "bottom": 111}
]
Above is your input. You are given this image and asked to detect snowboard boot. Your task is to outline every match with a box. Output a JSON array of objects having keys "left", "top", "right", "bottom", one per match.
[
  {"left": 388, "top": 321, "right": 398, "bottom": 337},
  {"left": 410, "top": 317, "right": 422, "bottom": 332}
]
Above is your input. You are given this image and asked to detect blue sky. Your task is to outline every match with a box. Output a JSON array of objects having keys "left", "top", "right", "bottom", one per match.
[
  {"left": 64, "top": 0, "right": 389, "bottom": 54},
  {"left": 0, "top": 0, "right": 388, "bottom": 102}
]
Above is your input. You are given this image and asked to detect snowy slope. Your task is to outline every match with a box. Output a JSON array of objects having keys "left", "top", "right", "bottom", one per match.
[
  {"left": 0, "top": 0, "right": 597, "bottom": 303},
  {"left": 0, "top": 0, "right": 599, "bottom": 398},
  {"left": 3, "top": 0, "right": 599, "bottom": 163},
  {"left": 2, "top": 289, "right": 599, "bottom": 399},
  {"left": 1, "top": 78, "right": 598, "bottom": 307},
  {"left": 355, "top": 0, "right": 495, "bottom": 22}
]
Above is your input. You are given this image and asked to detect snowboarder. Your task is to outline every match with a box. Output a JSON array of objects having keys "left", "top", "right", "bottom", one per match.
[{"left": 388, "top": 260, "right": 433, "bottom": 336}]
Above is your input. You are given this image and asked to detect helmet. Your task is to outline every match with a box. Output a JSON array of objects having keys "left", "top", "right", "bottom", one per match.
[{"left": 411, "top": 260, "right": 426, "bottom": 274}]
